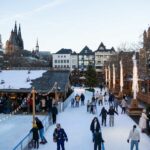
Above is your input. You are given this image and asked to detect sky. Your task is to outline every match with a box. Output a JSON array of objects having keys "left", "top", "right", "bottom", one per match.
[{"left": 0, "top": 0, "right": 150, "bottom": 53}]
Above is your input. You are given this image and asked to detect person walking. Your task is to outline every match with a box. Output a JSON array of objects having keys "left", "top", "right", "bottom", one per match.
[
  {"left": 53, "top": 123, "right": 68, "bottom": 150},
  {"left": 94, "top": 129, "right": 104, "bottom": 150},
  {"left": 52, "top": 104, "right": 58, "bottom": 124},
  {"left": 30, "top": 123, "right": 39, "bottom": 149},
  {"left": 139, "top": 109, "right": 148, "bottom": 132},
  {"left": 80, "top": 93, "right": 85, "bottom": 105},
  {"left": 127, "top": 125, "right": 140, "bottom": 150},
  {"left": 100, "top": 107, "right": 108, "bottom": 126},
  {"left": 90, "top": 117, "right": 101, "bottom": 142},
  {"left": 121, "top": 98, "right": 127, "bottom": 114},
  {"left": 107, "top": 106, "right": 118, "bottom": 127},
  {"left": 35, "top": 117, "right": 47, "bottom": 144}
]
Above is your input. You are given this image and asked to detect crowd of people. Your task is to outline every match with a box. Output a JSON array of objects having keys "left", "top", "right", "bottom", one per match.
[{"left": 3, "top": 86, "right": 150, "bottom": 150}]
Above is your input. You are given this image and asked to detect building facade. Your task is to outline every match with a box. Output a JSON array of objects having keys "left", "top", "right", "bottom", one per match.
[
  {"left": 95, "top": 42, "right": 116, "bottom": 72},
  {"left": 78, "top": 46, "right": 94, "bottom": 71},
  {"left": 53, "top": 48, "right": 78, "bottom": 70},
  {"left": 5, "top": 22, "right": 24, "bottom": 55},
  {"left": 139, "top": 27, "right": 150, "bottom": 77}
]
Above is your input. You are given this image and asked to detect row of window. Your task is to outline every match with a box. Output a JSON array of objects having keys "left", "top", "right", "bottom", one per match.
[
  {"left": 54, "top": 65, "right": 76, "bottom": 68},
  {"left": 57, "top": 55, "right": 66, "bottom": 58},
  {"left": 54, "top": 60, "right": 69, "bottom": 63}
]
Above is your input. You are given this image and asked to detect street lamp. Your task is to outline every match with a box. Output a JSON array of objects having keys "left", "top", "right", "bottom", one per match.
[{"left": 31, "top": 87, "right": 36, "bottom": 126}]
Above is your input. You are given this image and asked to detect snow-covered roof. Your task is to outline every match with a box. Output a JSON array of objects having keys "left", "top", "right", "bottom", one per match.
[
  {"left": 0, "top": 70, "right": 70, "bottom": 93},
  {"left": 0, "top": 70, "right": 46, "bottom": 90}
]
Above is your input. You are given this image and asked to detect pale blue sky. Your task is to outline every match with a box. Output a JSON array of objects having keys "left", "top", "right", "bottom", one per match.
[{"left": 0, "top": 0, "right": 150, "bottom": 53}]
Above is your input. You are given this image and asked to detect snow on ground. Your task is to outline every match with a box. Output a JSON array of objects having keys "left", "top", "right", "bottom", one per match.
[
  {"left": 0, "top": 70, "right": 46, "bottom": 89},
  {"left": 39, "top": 88, "right": 150, "bottom": 150},
  {"left": 0, "top": 87, "right": 150, "bottom": 150}
]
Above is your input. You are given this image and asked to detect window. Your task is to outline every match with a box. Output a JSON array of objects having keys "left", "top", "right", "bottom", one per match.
[
  {"left": 61, "top": 60, "right": 63, "bottom": 63},
  {"left": 64, "top": 60, "right": 66, "bottom": 63},
  {"left": 58, "top": 60, "right": 60, "bottom": 63},
  {"left": 67, "top": 60, "right": 69, "bottom": 63},
  {"left": 55, "top": 60, "right": 57, "bottom": 63}
]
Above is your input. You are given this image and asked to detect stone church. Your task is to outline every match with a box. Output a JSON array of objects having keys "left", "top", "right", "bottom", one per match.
[{"left": 5, "top": 22, "right": 24, "bottom": 56}]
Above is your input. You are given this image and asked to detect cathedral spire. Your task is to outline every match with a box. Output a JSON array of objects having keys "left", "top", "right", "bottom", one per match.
[
  {"left": 143, "top": 30, "right": 147, "bottom": 48},
  {"left": 0, "top": 34, "right": 2, "bottom": 49},
  {"left": 18, "top": 24, "right": 22, "bottom": 39},
  {"left": 14, "top": 21, "right": 17, "bottom": 34},
  {"left": 36, "top": 39, "right": 39, "bottom": 52}
]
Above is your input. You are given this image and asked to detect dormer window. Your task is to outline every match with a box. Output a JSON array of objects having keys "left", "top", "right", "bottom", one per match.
[{"left": 99, "top": 46, "right": 104, "bottom": 50}]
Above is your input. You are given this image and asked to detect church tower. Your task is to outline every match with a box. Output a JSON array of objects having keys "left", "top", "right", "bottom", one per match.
[
  {"left": 0, "top": 34, "right": 2, "bottom": 50},
  {"left": 35, "top": 39, "right": 39, "bottom": 52},
  {"left": 5, "top": 22, "right": 24, "bottom": 55}
]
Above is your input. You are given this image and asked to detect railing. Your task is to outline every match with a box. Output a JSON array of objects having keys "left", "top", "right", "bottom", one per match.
[
  {"left": 62, "top": 92, "right": 74, "bottom": 111},
  {"left": 12, "top": 93, "right": 73, "bottom": 150}
]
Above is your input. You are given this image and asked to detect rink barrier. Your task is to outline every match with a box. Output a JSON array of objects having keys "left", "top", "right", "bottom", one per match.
[{"left": 12, "top": 92, "right": 73, "bottom": 150}]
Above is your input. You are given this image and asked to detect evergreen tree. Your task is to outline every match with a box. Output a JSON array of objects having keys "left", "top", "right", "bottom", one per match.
[{"left": 85, "top": 64, "right": 98, "bottom": 87}]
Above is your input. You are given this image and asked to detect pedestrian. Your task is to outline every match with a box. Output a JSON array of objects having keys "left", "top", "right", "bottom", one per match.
[
  {"left": 80, "top": 93, "right": 85, "bottom": 105},
  {"left": 30, "top": 123, "right": 39, "bottom": 149},
  {"left": 71, "top": 97, "right": 75, "bottom": 107},
  {"left": 52, "top": 104, "right": 58, "bottom": 124},
  {"left": 75, "top": 94, "right": 80, "bottom": 107},
  {"left": 95, "top": 91, "right": 100, "bottom": 102},
  {"left": 113, "top": 98, "right": 119, "bottom": 113},
  {"left": 139, "top": 109, "right": 148, "bottom": 132},
  {"left": 108, "top": 93, "right": 114, "bottom": 107},
  {"left": 121, "top": 98, "right": 128, "bottom": 114},
  {"left": 127, "top": 125, "right": 140, "bottom": 150},
  {"left": 98, "top": 93, "right": 103, "bottom": 106},
  {"left": 87, "top": 100, "right": 91, "bottom": 112},
  {"left": 107, "top": 106, "right": 118, "bottom": 127},
  {"left": 94, "top": 129, "right": 104, "bottom": 150},
  {"left": 90, "top": 117, "right": 101, "bottom": 142},
  {"left": 53, "top": 123, "right": 68, "bottom": 150},
  {"left": 35, "top": 117, "right": 47, "bottom": 144},
  {"left": 99, "top": 107, "right": 107, "bottom": 126}
]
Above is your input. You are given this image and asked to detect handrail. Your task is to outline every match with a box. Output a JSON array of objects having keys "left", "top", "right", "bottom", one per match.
[{"left": 12, "top": 92, "right": 73, "bottom": 150}]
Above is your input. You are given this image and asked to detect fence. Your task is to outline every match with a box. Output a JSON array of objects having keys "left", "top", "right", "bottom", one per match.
[{"left": 12, "top": 92, "right": 73, "bottom": 150}]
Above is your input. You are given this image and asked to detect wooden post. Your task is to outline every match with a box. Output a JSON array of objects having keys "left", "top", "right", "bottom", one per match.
[{"left": 31, "top": 87, "right": 36, "bottom": 125}]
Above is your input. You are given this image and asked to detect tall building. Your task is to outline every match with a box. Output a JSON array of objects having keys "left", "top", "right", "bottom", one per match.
[
  {"left": 5, "top": 22, "right": 24, "bottom": 55},
  {"left": 0, "top": 34, "right": 2, "bottom": 50},
  {"left": 139, "top": 27, "right": 150, "bottom": 77}
]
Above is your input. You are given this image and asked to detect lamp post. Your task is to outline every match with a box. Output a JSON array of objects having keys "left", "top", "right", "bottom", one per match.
[
  {"left": 113, "top": 64, "right": 116, "bottom": 90},
  {"left": 118, "top": 60, "right": 123, "bottom": 98},
  {"left": 108, "top": 65, "right": 111, "bottom": 89},
  {"left": 128, "top": 54, "right": 142, "bottom": 115},
  {"left": 31, "top": 87, "right": 36, "bottom": 125},
  {"left": 131, "top": 54, "right": 139, "bottom": 107},
  {"left": 105, "top": 67, "right": 108, "bottom": 86}
]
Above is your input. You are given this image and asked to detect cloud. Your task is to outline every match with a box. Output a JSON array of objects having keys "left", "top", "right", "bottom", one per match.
[{"left": 0, "top": 0, "right": 67, "bottom": 24}]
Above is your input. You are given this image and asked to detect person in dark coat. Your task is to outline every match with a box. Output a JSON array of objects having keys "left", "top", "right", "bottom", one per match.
[
  {"left": 94, "top": 129, "right": 104, "bottom": 150},
  {"left": 52, "top": 104, "right": 58, "bottom": 124},
  {"left": 80, "top": 93, "right": 85, "bottom": 105},
  {"left": 53, "top": 123, "right": 68, "bottom": 150},
  {"left": 108, "top": 93, "right": 114, "bottom": 107},
  {"left": 35, "top": 117, "right": 47, "bottom": 144},
  {"left": 107, "top": 106, "right": 118, "bottom": 127},
  {"left": 30, "top": 124, "right": 39, "bottom": 149},
  {"left": 90, "top": 117, "right": 101, "bottom": 142},
  {"left": 100, "top": 107, "right": 108, "bottom": 126}
]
